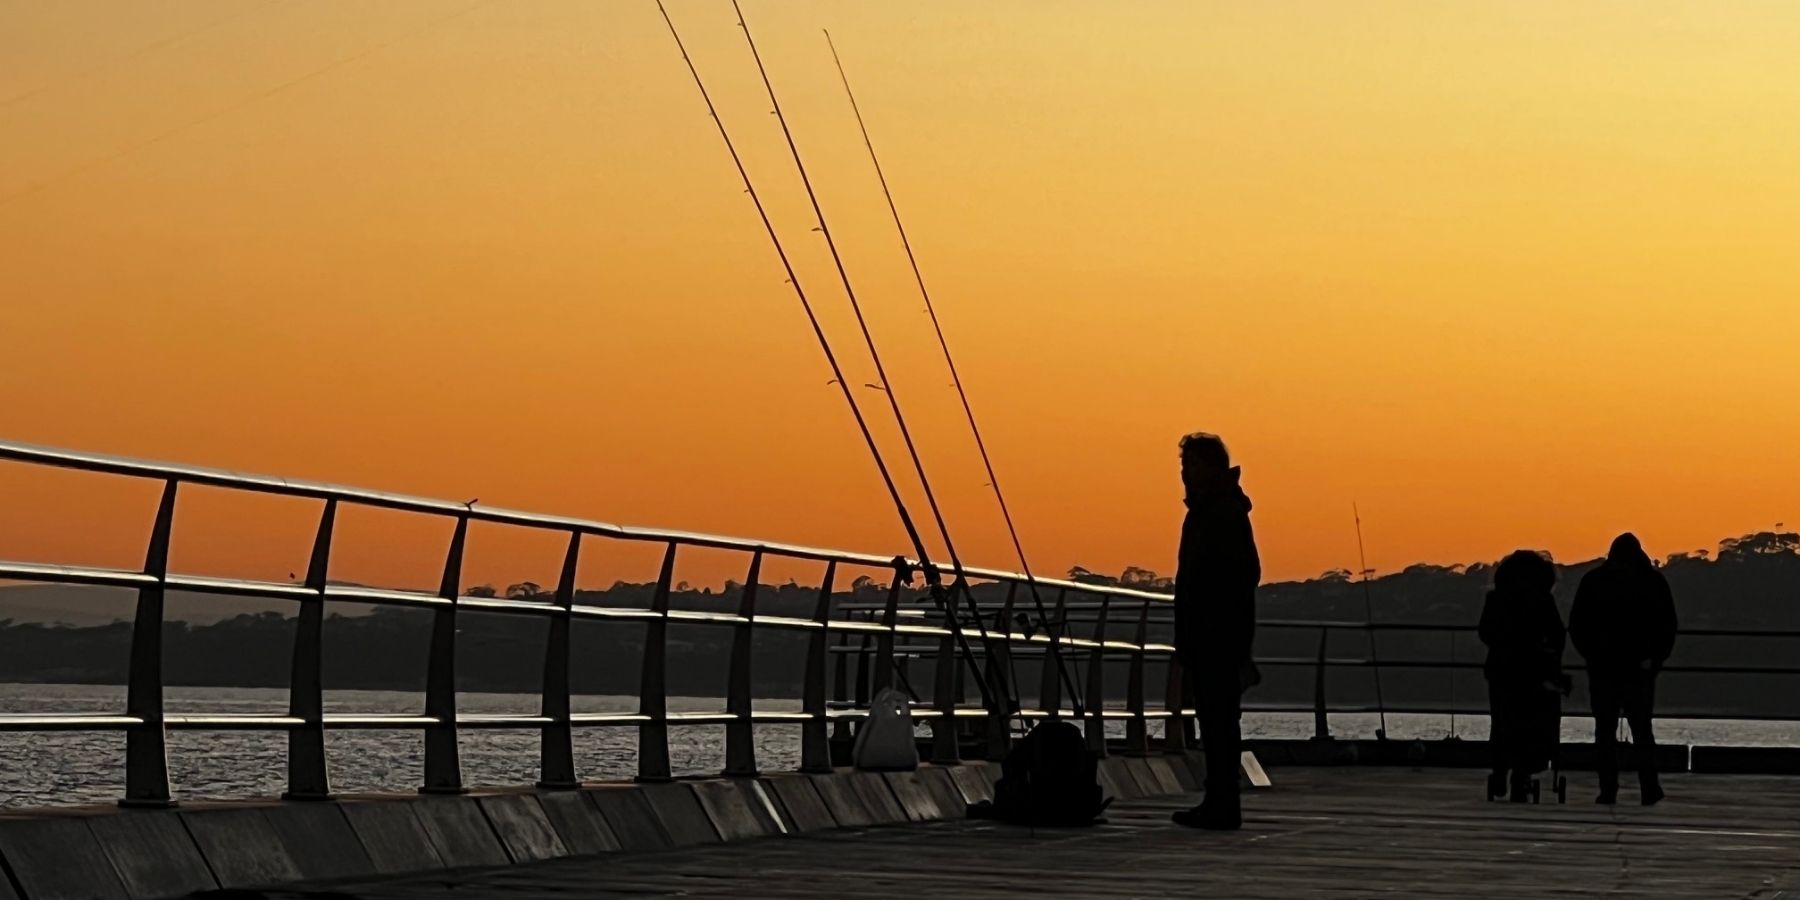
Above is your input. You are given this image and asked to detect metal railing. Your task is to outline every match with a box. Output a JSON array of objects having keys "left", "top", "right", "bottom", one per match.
[
  {"left": 0, "top": 439, "right": 1188, "bottom": 806},
  {"left": 7, "top": 439, "right": 1797, "bottom": 807},
  {"left": 1249, "top": 618, "right": 1800, "bottom": 737}
]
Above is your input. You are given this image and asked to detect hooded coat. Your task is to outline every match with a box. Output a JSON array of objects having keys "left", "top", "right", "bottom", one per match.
[
  {"left": 1174, "top": 466, "right": 1261, "bottom": 677},
  {"left": 1478, "top": 586, "right": 1566, "bottom": 683},
  {"left": 1569, "top": 534, "right": 1678, "bottom": 671}
]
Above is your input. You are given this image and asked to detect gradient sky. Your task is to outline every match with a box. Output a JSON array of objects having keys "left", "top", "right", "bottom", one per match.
[{"left": 3, "top": 1, "right": 1796, "bottom": 593}]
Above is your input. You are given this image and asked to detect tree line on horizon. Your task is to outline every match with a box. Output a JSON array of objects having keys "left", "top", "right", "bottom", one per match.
[{"left": 0, "top": 529, "right": 1794, "bottom": 698}]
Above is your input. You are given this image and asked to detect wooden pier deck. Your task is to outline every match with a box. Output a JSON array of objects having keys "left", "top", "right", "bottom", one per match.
[{"left": 263, "top": 768, "right": 1800, "bottom": 899}]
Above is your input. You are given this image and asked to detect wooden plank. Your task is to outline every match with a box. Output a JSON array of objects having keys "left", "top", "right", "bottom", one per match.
[
  {"left": 808, "top": 773, "right": 875, "bottom": 828},
  {"left": 0, "top": 817, "right": 129, "bottom": 900},
  {"left": 914, "top": 767, "right": 969, "bottom": 819},
  {"left": 262, "top": 802, "right": 376, "bottom": 882},
  {"left": 87, "top": 811, "right": 217, "bottom": 899},
  {"left": 1160, "top": 753, "right": 1200, "bottom": 791},
  {"left": 586, "top": 786, "right": 672, "bottom": 852},
  {"left": 881, "top": 770, "right": 945, "bottom": 822},
  {"left": 339, "top": 800, "right": 444, "bottom": 875},
  {"left": 737, "top": 779, "right": 790, "bottom": 836},
  {"left": 254, "top": 769, "right": 1800, "bottom": 899},
  {"left": 410, "top": 796, "right": 509, "bottom": 868},
  {"left": 535, "top": 791, "right": 621, "bottom": 855},
  {"left": 477, "top": 794, "right": 568, "bottom": 863},
  {"left": 1140, "top": 756, "right": 1186, "bottom": 795},
  {"left": 761, "top": 776, "right": 837, "bottom": 832},
  {"left": 637, "top": 783, "right": 721, "bottom": 847},
  {"left": 689, "top": 779, "right": 775, "bottom": 842},
  {"left": 1096, "top": 757, "right": 1140, "bottom": 800},
  {"left": 847, "top": 772, "right": 908, "bottom": 824},
  {"left": 1121, "top": 757, "right": 1162, "bottom": 796},
  {"left": 947, "top": 764, "right": 996, "bottom": 805},
  {"left": 180, "top": 807, "right": 303, "bottom": 889}
]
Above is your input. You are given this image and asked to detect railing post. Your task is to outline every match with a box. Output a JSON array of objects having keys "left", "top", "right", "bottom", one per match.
[
  {"left": 874, "top": 575, "right": 901, "bottom": 694},
  {"left": 121, "top": 479, "right": 178, "bottom": 808},
  {"left": 1447, "top": 630, "right": 1459, "bottom": 739},
  {"left": 1085, "top": 594, "right": 1110, "bottom": 755},
  {"left": 1312, "top": 625, "right": 1332, "bottom": 740},
  {"left": 832, "top": 629, "right": 854, "bottom": 752},
  {"left": 636, "top": 542, "right": 677, "bottom": 782},
  {"left": 537, "top": 532, "right": 581, "bottom": 789},
  {"left": 723, "top": 552, "right": 762, "bottom": 777},
  {"left": 851, "top": 630, "right": 872, "bottom": 742},
  {"left": 1125, "top": 598, "right": 1151, "bottom": 756},
  {"left": 1038, "top": 588, "right": 1067, "bottom": 720},
  {"left": 984, "top": 583, "right": 1017, "bottom": 757},
  {"left": 801, "top": 562, "right": 836, "bottom": 773},
  {"left": 929, "top": 580, "right": 965, "bottom": 764},
  {"left": 283, "top": 499, "right": 335, "bottom": 801},
  {"left": 421, "top": 516, "right": 468, "bottom": 794}
]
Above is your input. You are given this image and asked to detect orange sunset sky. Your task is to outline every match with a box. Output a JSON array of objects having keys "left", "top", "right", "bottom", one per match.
[{"left": 2, "top": 2, "right": 1797, "bottom": 593}]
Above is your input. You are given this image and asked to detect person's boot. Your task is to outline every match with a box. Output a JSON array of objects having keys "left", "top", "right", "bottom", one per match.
[
  {"left": 1172, "top": 787, "right": 1242, "bottom": 830},
  {"left": 1596, "top": 772, "right": 1619, "bottom": 805},
  {"left": 1640, "top": 775, "right": 1664, "bottom": 807}
]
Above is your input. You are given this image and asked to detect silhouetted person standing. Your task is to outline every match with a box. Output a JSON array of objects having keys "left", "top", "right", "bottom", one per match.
[
  {"left": 1170, "top": 433, "right": 1260, "bottom": 831},
  {"left": 1570, "top": 533, "right": 1677, "bottom": 805},
  {"left": 1478, "top": 550, "right": 1567, "bottom": 802}
]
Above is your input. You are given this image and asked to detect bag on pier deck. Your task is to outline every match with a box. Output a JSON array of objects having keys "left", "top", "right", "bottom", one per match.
[
  {"left": 853, "top": 687, "right": 920, "bottom": 771},
  {"left": 974, "top": 720, "right": 1109, "bottom": 826}
]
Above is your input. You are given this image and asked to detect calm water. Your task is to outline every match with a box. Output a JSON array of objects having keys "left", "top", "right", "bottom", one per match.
[{"left": 4, "top": 683, "right": 1799, "bottom": 810}]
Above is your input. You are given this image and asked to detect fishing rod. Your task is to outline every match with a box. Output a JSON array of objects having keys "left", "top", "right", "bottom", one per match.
[
  {"left": 1354, "top": 502, "right": 1389, "bottom": 740},
  {"left": 728, "top": 2, "right": 1084, "bottom": 720},
  {"left": 652, "top": 0, "right": 995, "bottom": 711},
  {"left": 820, "top": 29, "right": 1084, "bottom": 725}
]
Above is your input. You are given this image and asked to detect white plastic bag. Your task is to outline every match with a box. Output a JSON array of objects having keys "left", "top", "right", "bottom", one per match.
[{"left": 852, "top": 687, "right": 919, "bottom": 771}]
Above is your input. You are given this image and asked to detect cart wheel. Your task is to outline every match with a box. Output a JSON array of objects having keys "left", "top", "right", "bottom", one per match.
[{"left": 1555, "top": 776, "right": 1568, "bottom": 804}]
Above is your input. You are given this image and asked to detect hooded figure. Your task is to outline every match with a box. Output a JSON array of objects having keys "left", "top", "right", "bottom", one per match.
[
  {"left": 1569, "top": 533, "right": 1677, "bottom": 805},
  {"left": 1170, "top": 432, "right": 1261, "bottom": 831},
  {"left": 1478, "top": 550, "right": 1567, "bottom": 802}
]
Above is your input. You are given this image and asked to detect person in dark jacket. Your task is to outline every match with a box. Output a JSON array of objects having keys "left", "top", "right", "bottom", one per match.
[
  {"left": 1570, "top": 533, "right": 1677, "bottom": 805},
  {"left": 1479, "top": 550, "right": 1567, "bottom": 802},
  {"left": 1170, "top": 432, "right": 1261, "bottom": 831}
]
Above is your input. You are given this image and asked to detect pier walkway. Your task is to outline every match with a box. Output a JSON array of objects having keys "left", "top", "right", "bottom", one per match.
[
  {"left": 253, "top": 768, "right": 1800, "bottom": 900},
  {"left": 4, "top": 442, "right": 1800, "bottom": 898}
]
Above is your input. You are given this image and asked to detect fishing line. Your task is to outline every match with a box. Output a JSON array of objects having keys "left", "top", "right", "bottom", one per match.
[
  {"left": 653, "top": 0, "right": 995, "bottom": 712},
  {"left": 821, "top": 28, "right": 1084, "bottom": 723},
  {"left": 726, "top": 1, "right": 1066, "bottom": 720}
]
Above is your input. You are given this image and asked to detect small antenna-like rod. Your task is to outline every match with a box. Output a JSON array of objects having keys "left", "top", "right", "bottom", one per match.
[{"left": 1354, "top": 502, "right": 1389, "bottom": 740}]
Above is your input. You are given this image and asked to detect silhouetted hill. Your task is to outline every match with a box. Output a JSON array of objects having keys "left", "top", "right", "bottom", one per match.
[
  {"left": 1, "top": 530, "right": 1793, "bottom": 708},
  {"left": 0, "top": 584, "right": 296, "bottom": 627}
]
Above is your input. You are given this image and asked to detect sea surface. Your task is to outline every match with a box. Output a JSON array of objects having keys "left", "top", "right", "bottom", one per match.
[{"left": 4, "top": 683, "right": 1799, "bottom": 810}]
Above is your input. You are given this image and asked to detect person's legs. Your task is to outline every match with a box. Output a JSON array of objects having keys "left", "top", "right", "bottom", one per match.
[
  {"left": 1590, "top": 672, "right": 1622, "bottom": 803},
  {"left": 1485, "top": 679, "right": 1509, "bottom": 799},
  {"left": 1175, "top": 666, "right": 1242, "bottom": 829},
  {"left": 1624, "top": 669, "right": 1663, "bottom": 804},
  {"left": 1500, "top": 683, "right": 1534, "bottom": 801}
]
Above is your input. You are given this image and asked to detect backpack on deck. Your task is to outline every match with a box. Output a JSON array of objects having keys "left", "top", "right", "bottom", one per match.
[
  {"left": 852, "top": 687, "right": 919, "bottom": 771},
  {"left": 976, "top": 720, "right": 1110, "bottom": 826}
]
